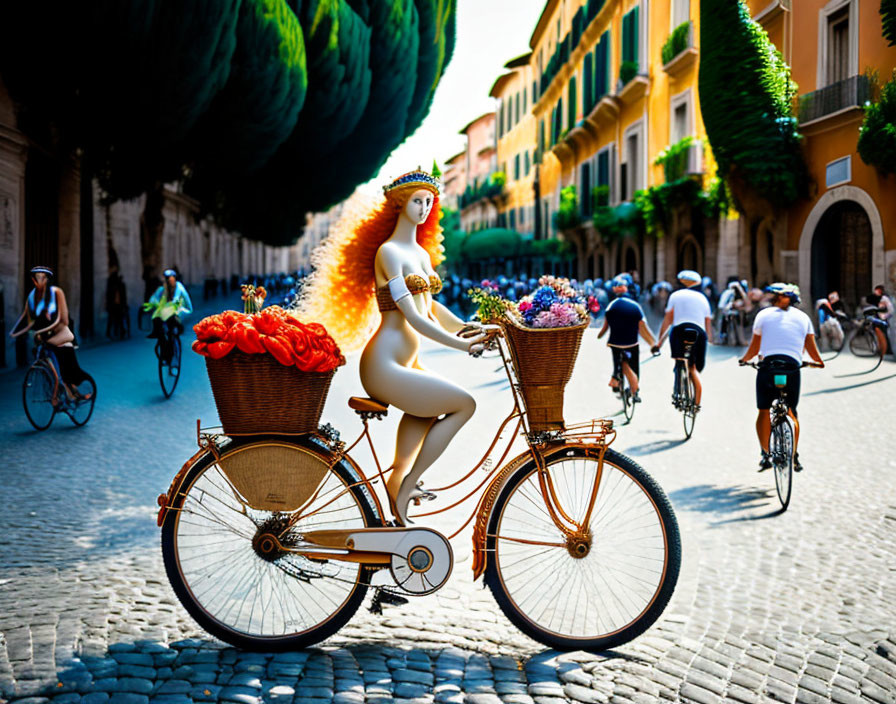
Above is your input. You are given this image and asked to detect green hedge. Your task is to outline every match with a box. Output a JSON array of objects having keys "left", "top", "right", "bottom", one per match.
[
  {"left": 553, "top": 185, "right": 582, "bottom": 231},
  {"left": 661, "top": 20, "right": 692, "bottom": 65},
  {"left": 619, "top": 60, "right": 639, "bottom": 86}
]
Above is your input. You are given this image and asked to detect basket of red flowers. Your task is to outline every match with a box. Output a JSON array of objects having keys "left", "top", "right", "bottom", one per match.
[{"left": 191, "top": 285, "right": 345, "bottom": 435}]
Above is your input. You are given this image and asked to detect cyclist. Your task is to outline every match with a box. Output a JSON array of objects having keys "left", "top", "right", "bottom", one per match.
[
  {"left": 653, "top": 270, "right": 713, "bottom": 411},
  {"left": 145, "top": 268, "right": 193, "bottom": 371},
  {"left": 10, "top": 265, "right": 89, "bottom": 400},
  {"left": 597, "top": 276, "right": 657, "bottom": 402},
  {"left": 871, "top": 284, "right": 893, "bottom": 354},
  {"left": 739, "top": 283, "right": 824, "bottom": 472}
]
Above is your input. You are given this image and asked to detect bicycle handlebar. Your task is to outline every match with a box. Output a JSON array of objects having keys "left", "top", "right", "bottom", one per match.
[{"left": 738, "top": 360, "right": 823, "bottom": 369}]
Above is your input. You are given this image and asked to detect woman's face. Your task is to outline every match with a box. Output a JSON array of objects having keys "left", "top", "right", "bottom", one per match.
[
  {"left": 32, "top": 273, "right": 47, "bottom": 288},
  {"left": 403, "top": 189, "right": 435, "bottom": 225}
]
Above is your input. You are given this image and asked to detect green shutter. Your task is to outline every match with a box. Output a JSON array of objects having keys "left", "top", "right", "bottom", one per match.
[
  {"left": 568, "top": 76, "right": 577, "bottom": 129},
  {"left": 597, "top": 150, "right": 609, "bottom": 186},
  {"left": 583, "top": 52, "right": 593, "bottom": 112},
  {"left": 632, "top": 5, "right": 639, "bottom": 69}
]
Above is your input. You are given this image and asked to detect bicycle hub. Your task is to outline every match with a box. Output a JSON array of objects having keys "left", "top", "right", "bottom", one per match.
[{"left": 566, "top": 533, "right": 592, "bottom": 559}]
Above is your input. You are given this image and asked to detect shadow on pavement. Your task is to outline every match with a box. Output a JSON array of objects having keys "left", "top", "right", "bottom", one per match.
[
  {"left": 20, "top": 637, "right": 647, "bottom": 703},
  {"left": 669, "top": 483, "right": 773, "bottom": 514},
  {"left": 625, "top": 438, "right": 688, "bottom": 455},
  {"left": 803, "top": 372, "right": 896, "bottom": 395},
  {"left": 709, "top": 506, "right": 786, "bottom": 526}
]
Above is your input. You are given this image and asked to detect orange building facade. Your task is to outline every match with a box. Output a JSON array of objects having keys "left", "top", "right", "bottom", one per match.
[{"left": 743, "top": 0, "right": 896, "bottom": 306}]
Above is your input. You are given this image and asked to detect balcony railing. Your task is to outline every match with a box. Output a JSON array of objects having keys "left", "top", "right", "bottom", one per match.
[{"left": 798, "top": 74, "right": 871, "bottom": 124}]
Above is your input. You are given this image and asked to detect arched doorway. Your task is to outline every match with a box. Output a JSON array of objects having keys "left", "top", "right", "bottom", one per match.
[
  {"left": 810, "top": 200, "right": 872, "bottom": 307},
  {"left": 677, "top": 235, "right": 701, "bottom": 273},
  {"left": 618, "top": 243, "right": 639, "bottom": 276}
]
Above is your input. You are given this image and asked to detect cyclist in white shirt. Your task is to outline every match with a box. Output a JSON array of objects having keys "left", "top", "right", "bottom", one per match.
[
  {"left": 739, "top": 283, "right": 824, "bottom": 472},
  {"left": 653, "top": 270, "right": 713, "bottom": 410}
]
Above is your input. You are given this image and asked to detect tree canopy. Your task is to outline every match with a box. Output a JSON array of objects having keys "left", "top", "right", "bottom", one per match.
[{"left": 0, "top": 0, "right": 457, "bottom": 245}]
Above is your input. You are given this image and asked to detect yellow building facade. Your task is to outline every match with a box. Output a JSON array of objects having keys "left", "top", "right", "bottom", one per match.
[
  {"left": 491, "top": 54, "right": 538, "bottom": 237},
  {"left": 484, "top": 0, "right": 895, "bottom": 302}
]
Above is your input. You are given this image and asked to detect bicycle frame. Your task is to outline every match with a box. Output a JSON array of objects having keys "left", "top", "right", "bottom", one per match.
[
  {"left": 157, "top": 331, "right": 616, "bottom": 580},
  {"left": 32, "top": 344, "right": 65, "bottom": 403}
]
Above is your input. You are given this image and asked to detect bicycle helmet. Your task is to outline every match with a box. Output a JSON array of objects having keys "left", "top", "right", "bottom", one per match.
[
  {"left": 765, "top": 282, "right": 801, "bottom": 304},
  {"left": 677, "top": 269, "right": 701, "bottom": 286},
  {"left": 30, "top": 265, "right": 54, "bottom": 279},
  {"left": 611, "top": 275, "right": 628, "bottom": 288},
  {"left": 163, "top": 268, "right": 177, "bottom": 278}
]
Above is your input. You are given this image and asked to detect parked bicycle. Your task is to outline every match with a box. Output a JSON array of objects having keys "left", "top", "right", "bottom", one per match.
[
  {"left": 739, "top": 359, "right": 821, "bottom": 510},
  {"left": 157, "top": 326, "right": 681, "bottom": 652},
  {"left": 671, "top": 328, "right": 700, "bottom": 439},
  {"left": 22, "top": 342, "right": 96, "bottom": 430}
]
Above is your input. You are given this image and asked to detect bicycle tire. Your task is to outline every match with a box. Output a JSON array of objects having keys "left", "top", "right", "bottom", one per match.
[
  {"left": 22, "top": 364, "right": 56, "bottom": 431},
  {"left": 621, "top": 372, "right": 635, "bottom": 422},
  {"left": 159, "top": 336, "right": 181, "bottom": 398},
  {"left": 848, "top": 328, "right": 878, "bottom": 357},
  {"left": 484, "top": 445, "right": 681, "bottom": 651},
  {"left": 66, "top": 373, "right": 97, "bottom": 427},
  {"left": 161, "top": 435, "right": 381, "bottom": 651},
  {"left": 681, "top": 367, "right": 696, "bottom": 439},
  {"left": 772, "top": 417, "right": 793, "bottom": 510}
]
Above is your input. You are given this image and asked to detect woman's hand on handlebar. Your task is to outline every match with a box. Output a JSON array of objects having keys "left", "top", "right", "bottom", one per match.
[
  {"left": 803, "top": 360, "right": 824, "bottom": 369},
  {"left": 462, "top": 324, "right": 501, "bottom": 357}
]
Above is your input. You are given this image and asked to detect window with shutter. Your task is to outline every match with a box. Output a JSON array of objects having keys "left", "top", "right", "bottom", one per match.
[
  {"left": 584, "top": 52, "right": 593, "bottom": 112},
  {"left": 568, "top": 76, "right": 577, "bottom": 129}
]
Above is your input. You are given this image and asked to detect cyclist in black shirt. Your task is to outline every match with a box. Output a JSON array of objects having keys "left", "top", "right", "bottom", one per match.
[{"left": 597, "top": 277, "right": 657, "bottom": 401}]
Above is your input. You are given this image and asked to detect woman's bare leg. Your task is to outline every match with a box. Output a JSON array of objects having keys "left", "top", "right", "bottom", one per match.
[{"left": 386, "top": 413, "right": 436, "bottom": 498}]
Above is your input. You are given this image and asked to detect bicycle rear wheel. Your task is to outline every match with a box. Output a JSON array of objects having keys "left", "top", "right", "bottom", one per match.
[
  {"left": 66, "top": 374, "right": 97, "bottom": 426},
  {"left": 681, "top": 368, "right": 696, "bottom": 439},
  {"left": 22, "top": 364, "right": 56, "bottom": 430},
  {"left": 621, "top": 373, "right": 635, "bottom": 422},
  {"left": 161, "top": 436, "right": 381, "bottom": 651},
  {"left": 485, "top": 446, "right": 681, "bottom": 651},
  {"left": 159, "top": 336, "right": 181, "bottom": 398},
  {"left": 771, "top": 417, "right": 794, "bottom": 510},
  {"left": 848, "top": 328, "right": 878, "bottom": 357}
]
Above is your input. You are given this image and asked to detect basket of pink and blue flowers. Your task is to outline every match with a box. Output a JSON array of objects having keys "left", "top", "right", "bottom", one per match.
[{"left": 470, "top": 276, "right": 591, "bottom": 432}]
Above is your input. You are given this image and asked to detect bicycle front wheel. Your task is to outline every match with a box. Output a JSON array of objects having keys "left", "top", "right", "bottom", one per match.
[
  {"left": 22, "top": 364, "right": 56, "bottom": 430},
  {"left": 159, "top": 336, "right": 181, "bottom": 398},
  {"left": 772, "top": 417, "right": 794, "bottom": 510},
  {"left": 161, "top": 436, "right": 380, "bottom": 651},
  {"left": 484, "top": 446, "right": 681, "bottom": 651},
  {"left": 66, "top": 374, "right": 97, "bottom": 426}
]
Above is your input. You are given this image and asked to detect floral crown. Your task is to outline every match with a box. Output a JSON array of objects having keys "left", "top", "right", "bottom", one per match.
[{"left": 383, "top": 167, "right": 441, "bottom": 197}]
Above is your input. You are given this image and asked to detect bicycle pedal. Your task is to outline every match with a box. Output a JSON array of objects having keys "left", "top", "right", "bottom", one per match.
[{"left": 369, "top": 587, "right": 408, "bottom": 614}]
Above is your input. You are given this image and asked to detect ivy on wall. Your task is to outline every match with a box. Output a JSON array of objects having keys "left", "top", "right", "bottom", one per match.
[
  {"left": 858, "top": 69, "right": 896, "bottom": 176},
  {"left": 698, "top": 0, "right": 807, "bottom": 209}
]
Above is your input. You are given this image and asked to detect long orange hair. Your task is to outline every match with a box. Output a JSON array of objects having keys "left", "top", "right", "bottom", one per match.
[{"left": 296, "top": 187, "right": 444, "bottom": 352}]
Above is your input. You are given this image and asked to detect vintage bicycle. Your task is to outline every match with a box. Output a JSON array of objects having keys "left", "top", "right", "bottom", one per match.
[
  {"left": 157, "top": 325, "right": 681, "bottom": 652},
  {"left": 739, "top": 359, "right": 821, "bottom": 510},
  {"left": 22, "top": 342, "right": 96, "bottom": 430}
]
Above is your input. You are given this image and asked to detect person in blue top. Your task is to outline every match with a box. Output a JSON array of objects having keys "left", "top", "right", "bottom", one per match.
[
  {"left": 597, "top": 277, "right": 657, "bottom": 401},
  {"left": 145, "top": 269, "right": 193, "bottom": 368}
]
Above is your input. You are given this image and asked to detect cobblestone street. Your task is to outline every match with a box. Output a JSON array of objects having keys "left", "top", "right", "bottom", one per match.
[{"left": 1, "top": 308, "right": 895, "bottom": 704}]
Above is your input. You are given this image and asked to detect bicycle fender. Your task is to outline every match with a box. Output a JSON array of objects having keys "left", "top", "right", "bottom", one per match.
[
  {"left": 157, "top": 447, "right": 208, "bottom": 527},
  {"left": 471, "top": 444, "right": 578, "bottom": 580}
]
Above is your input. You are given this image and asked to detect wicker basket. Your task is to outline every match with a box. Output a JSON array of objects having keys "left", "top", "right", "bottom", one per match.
[
  {"left": 500, "top": 314, "right": 588, "bottom": 432},
  {"left": 206, "top": 351, "right": 335, "bottom": 435}
]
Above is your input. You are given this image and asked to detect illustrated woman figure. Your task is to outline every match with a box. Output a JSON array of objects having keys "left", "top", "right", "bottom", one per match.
[{"left": 299, "top": 169, "right": 491, "bottom": 525}]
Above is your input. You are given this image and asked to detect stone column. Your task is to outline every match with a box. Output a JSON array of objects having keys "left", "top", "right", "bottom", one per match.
[
  {"left": 57, "top": 161, "right": 81, "bottom": 333},
  {"left": 0, "top": 99, "right": 27, "bottom": 366}
]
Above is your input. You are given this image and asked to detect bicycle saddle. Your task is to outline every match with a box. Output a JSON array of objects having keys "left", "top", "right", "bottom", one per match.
[{"left": 348, "top": 396, "right": 389, "bottom": 413}]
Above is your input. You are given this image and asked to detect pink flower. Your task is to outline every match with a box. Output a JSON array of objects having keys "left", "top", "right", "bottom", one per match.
[{"left": 518, "top": 299, "right": 533, "bottom": 312}]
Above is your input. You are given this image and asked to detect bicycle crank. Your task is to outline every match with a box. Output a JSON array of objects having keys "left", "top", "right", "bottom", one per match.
[{"left": 297, "top": 527, "right": 453, "bottom": 596}]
